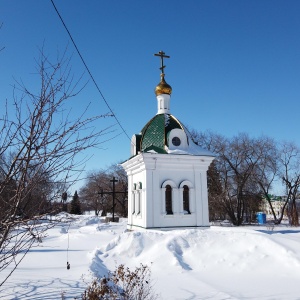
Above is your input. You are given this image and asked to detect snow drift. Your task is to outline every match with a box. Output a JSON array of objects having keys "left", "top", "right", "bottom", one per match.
[{"left": 1, "top": 214, "right": 300, "bottom": 300}]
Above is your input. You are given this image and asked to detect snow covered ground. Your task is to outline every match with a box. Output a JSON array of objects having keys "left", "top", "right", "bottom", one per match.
[{"left": 2, "top": 214, "right": 300, "bottom": 300}]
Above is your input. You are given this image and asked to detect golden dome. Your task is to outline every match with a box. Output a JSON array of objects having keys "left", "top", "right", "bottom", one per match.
[{"left": 155, "top": 73, "right": 172, "bottom": 96}]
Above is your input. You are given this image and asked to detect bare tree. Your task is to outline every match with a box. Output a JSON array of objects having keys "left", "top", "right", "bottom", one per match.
[
  {"left": 251, "top": 138, "right": 284, "bottom": 224},
  {"left": 279, "top": 142, "right": 300, "bottom": 226},
  {"left": 192, "top": 131, "right": 274, "bottom": 225},
  {"left": 0, "top": 48, "right": 113, "bottom": 286},
  {"left": 207, "top": 161, "right": 224, "bottom": 221},
  {"left": 192, "top": 129, "right": 300, "bottom": 226},
  {"left": 190, "top": 130, "right": 229, "bottom": 221}
]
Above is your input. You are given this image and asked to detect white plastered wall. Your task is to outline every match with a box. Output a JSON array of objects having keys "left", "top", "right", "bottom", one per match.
[{"left": 122, "top": 152, "right": 214, "bottom": 230}]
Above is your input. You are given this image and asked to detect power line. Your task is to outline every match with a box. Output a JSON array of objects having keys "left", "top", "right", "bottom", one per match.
[{"left": 50, "top": 0, "right": 132, "bottom": 142}]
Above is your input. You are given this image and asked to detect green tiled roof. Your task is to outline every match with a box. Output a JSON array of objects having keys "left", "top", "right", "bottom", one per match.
[{"left": 140, "top": 114, "right": 183, "bottom": 153}]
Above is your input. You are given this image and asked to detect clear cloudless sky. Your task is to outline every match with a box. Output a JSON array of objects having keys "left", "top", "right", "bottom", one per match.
[{"left": 1, "top": 1, "right": 300, "bottom": 191}]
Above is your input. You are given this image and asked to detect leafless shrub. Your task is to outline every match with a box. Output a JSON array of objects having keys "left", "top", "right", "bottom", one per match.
[{"left": 82, "top": 263, "right": 158, "bottom": 300}]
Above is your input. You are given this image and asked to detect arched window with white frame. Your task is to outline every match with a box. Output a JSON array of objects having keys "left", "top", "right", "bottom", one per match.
[
  {"left": 179, "top": 180, "right": 194, "bottom": 215},
  {"left": 132, "top": 183, "right": 136, "bottom": 215},
  {"left": 133, "top": 182, "right": 142, "bottom": 216},
  {"left": 183, "top": 185, "right": 191, "bottom": 214},
  {"left": 161, "top": 180, "right": 176, "bottom": 215},
  {"left": 165, "top": 185, "right": 173, "bottom": 214}
]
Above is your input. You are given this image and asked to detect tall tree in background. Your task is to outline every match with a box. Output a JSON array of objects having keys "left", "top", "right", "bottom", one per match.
[
  {"left": 251, "top": 138, "right": 282, "bottom": 224},
  {"left": 207, "top": 161, "right": 224, "bottom": 221},
  {"left": 61, "top": 191, "right": 68, "bottom": 212},
  {"left": 192, "top": 131, "right": 274, "bottom": 225},
  {"left": 279, "top": 142, "right": 300, "bottom": 226},
  {"left": 70, "top": 191, "right": 82, "bottom": 215},
  {"left": 216, "top": 133, "right": 259, "bottom": 225},
  {"left": 0, "top": 48, "right": 113, "bottom": 286}
]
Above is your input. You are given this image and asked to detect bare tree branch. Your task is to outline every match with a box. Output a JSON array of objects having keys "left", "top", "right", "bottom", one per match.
[{"left": 0, "top": 48, "right": 114, "bottom": 286}]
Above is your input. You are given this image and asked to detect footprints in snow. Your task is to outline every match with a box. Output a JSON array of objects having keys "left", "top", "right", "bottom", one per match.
[{"left": 167, "top": 237, "right": 192, "bottom": 271}]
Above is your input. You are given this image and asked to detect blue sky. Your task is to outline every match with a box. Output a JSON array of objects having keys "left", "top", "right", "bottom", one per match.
[{"left": 1, "top": 1, "right": 300, "bottom": 190}]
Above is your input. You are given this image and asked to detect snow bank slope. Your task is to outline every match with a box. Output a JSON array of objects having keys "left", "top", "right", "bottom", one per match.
[
  {"left": 2, "top": 215, "right": 300, "bottom": 300},
  {"left": 95, "top": 226, "right": 300, "bottom": 300}
]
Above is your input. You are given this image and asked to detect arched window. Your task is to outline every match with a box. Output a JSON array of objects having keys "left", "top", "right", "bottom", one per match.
[
  {"left": 132, "top": 192, "right": 135, "bottom": 214},
  {"left": 132, "top": 184, "right": 136, "bottom": 214},
  {"left": 183, "top": 185, "right": 190, "bottom": 214},
  {"left": 136, "top": 191, "right": 141, "bottom": 215},
  {"left": 165, "top": 185, "right": 173, "bottom": 215}
]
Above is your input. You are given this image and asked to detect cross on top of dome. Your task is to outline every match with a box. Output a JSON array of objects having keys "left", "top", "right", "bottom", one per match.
[
  {"left": 154, "top": 50, "right": 170, "bottom": 74},
  {"left": 154, "top": 51, "right": 172, "bottom": 96}
]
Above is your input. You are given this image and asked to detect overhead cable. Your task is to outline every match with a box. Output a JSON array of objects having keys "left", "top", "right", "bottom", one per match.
[{"left": 50, "top": 0, "right": 132, "bottom": 142}]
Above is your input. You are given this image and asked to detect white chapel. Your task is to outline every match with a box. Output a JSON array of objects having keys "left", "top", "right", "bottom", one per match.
[{"left": 121, "top": 51, "right": 215, "bottom": 230}]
